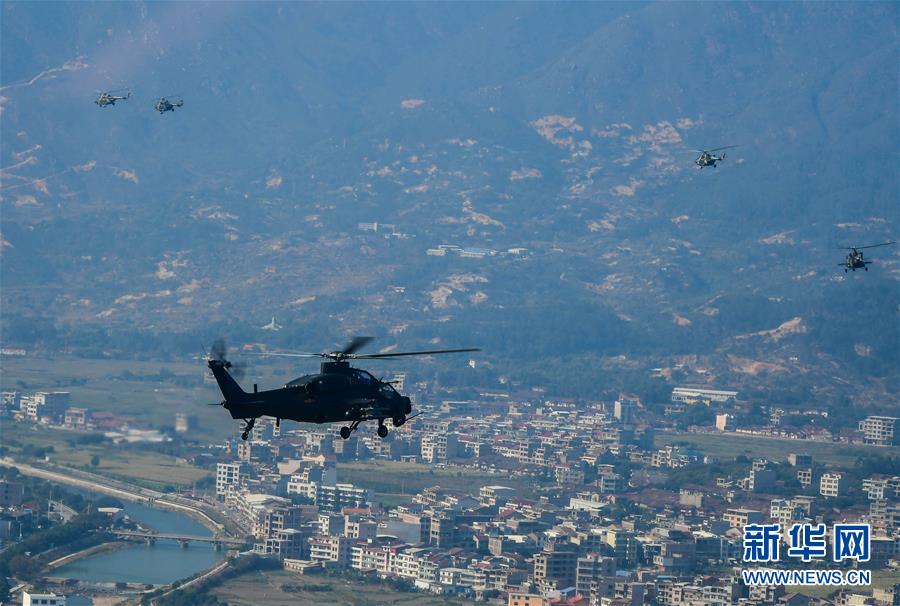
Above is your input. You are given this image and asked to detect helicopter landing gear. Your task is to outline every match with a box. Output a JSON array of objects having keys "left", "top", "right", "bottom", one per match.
[
  {"left": 340, "top": 420, "right": 361, "bottom": 440},
  {"left": 377, "top": 419, "right": 389, "bottom": 438},
  {"left": 240, "top": 418, "right": 256, "bottom": 441},
  {"left": 392, "top": 415, "right": 406, "bottom": 428},
  {"left": 864, "top": 267, "right": 868, "bottom": 271}
]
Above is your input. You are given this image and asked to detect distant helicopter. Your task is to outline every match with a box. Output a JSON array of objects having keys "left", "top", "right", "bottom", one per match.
[
  {"left": 207, "top": 337, "right": 479, "bottom": 440},
  {"left": 154, "top": 96, "right": 184, "bottom": 114},
  {"left": 94, "top": 89, "right": 131, "bottom": 107},
  {"left": 693, "top": 145, "right": 738, "bottom": 169},
  {"left": 838, "top": 242, "right": 896, "bottom": 272},
  {"left": 261, "top": 317, "right": 282, "bottom": 332}
]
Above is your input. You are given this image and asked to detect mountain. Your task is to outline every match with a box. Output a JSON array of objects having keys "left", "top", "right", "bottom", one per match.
[{"left": 1, "top": 2, "right": 897, "bottom": 408}]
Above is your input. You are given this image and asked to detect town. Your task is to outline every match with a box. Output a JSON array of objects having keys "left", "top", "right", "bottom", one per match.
[{"left": 2, "top": 378, "right": 897, "bottom": 606}]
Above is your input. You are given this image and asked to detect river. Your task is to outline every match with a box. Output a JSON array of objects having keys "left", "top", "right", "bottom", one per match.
[{"left": 54, "top": 498, "right": 226, "bottom": 585}]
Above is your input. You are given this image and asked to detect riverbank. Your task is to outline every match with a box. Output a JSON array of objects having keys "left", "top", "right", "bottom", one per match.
[
  {"left": 46, "top": 541, "right": 129, "bottom": 570},
  {"left": 0, "top": 458, "right": 228, "bottom": 536}
]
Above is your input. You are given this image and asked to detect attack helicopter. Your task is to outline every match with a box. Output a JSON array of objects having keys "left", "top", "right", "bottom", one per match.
[
  {"left": 154, "top": 96, "right": 184, "bottom": 114},
  {"left": 838, "top": 241, "right": 896, "bottom": 272},
  {"left": 94, "top": 89, "right": 131, "bottom": 107},
  {"left": 207, "top": 337, "right": 479, "bottom": 441},
  {"left": 693, "top": 145, "right": 738, "bottom": 169}
]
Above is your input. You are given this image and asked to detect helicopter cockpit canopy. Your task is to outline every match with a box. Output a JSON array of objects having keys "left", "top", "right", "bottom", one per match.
[{"left": 285, "top": 374, "right": 315, "bottom": 388}]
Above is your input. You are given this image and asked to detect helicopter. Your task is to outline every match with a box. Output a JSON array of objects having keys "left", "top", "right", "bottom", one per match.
[
  {"left": 206, "top": 337, "right": 479, "bottom": 441},
  {"left": 693, "top": 145, "right": 738, "bottom": 169},
  {"left": 838, "top": 241, "right": 896, "bottom": 272},
  {"left": 154, "top": 96, "right": 184, "bottom": 114},
  {"left": 94, "top": 89, "right": 131, "bottom": 107}
]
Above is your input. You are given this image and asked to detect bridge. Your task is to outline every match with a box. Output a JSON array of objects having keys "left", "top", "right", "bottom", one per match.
[{"left": 114, "top": 530, "right": 248, "bottom": 550}]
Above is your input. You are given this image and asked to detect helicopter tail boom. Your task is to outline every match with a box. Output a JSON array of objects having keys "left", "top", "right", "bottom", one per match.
[{"left": 208, "top": 359, "right": 248, "bottom": 403}]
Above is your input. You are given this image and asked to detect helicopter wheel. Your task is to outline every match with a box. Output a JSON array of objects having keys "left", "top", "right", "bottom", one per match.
[
  {"left": 241, "top": 431, "right": 249, "bottom": 441},
  {"left": 864, "top": 267, "right": 868, "bottom": 271},
  {"left": 377, "top": 424, "right": 389, "bottom": 439},
  {"left": 340, "top": 426, "right": 352, "bottom": 440}
]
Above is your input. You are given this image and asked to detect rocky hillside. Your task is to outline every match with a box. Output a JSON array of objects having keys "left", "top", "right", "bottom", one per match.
[{"left": 1, "top": 2, "right": 897, "bottom": 406}]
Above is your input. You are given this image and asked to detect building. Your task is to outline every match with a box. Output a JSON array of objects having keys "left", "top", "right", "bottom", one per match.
[
  {"left": 0, "top": 480, "right": 24, "bottom": 506},
  {"left": 555, "top": 463, "right": 585, "bottom": 485},
  {"left": 24, "top": 391, "right": 70, "bottom": 422},
  {"left": 318, "top": 512, "right": 346, "bottom": 536},
  {"left": 788, "top": 453, "right": 813, "bottom": 467},
  {"left": 534, "top": 546, "right": 578, "bottom": 591},
  {"left": 309, "top": 534, "right": 352, "bottom": 567},
  {"left": 863, "top": 477, "right": 900, "bottom": 501},
  {"left": 797, "top": 468, "right": 815, "bottom": 488},
  {"left": 770, "top": 499, "right": 809, "bottom": 527},
  {"left": 679, "top": 490, "right": 704, "bottom": 508},
  {"left": 480, "top": 485, "right": 516, "bottom": 507},
  {"left": 421, "top": 432, "right": 458, "bottom": 464},
  {"left": 257, "top": 527, "right": 309, "bottom": 560},
  {"left": 859, "top": 416, "right": 898, "bottom": 446},
  {"left": 226, "top": 491, "right": 308, "bottom": 541},
  {"left": 614, "top": 400, "right": 636, "bottom": 424},
  {"left": 598, "top": 473, "right": 624, "bottom": 494},
  {"left": 23, "top": 593, "right": 66, "bottom": 606},
  {"left": 1, "top": 391, "right": 20, "bottom": 411},
  {"left": 820, "top": 473, "right": 847, "bottom": 498},
  {"left": 723, "top": 508, "right": 762, "bottom": 528},
  {"left": 715, "top": 413, "right": 733, "bottom": 431},
  {"left": 749, "top": 469, "right": 776, "bottom": 493},
  {"left": 576, "top": 553, "right": 615, "bottom": 594},
  {"left": 216, "top": 462, "right": 250, "bottom": 497},
  {"left": 63, "top": 407, "right": 88, "bottom": 430},
  {"left": 509, "top": 594, "right": 548, "bottom": 606},
  {"left": 605, "top": 529, "right": 638, "bottom": 567},
  {"left": 345, "top": 517, "right": 377, "bottom": 541},
  {"left": 315, "top": 483, "right": 371, "bottom": 511},
  {"left": 175, "top": 412, "right": 198, "bottom": 433},
  {"left": 671, "top": 387, "right": 738, "bottom": 406}
]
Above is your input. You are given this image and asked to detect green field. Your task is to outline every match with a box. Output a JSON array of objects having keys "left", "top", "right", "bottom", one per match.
[
  {"left": 0, "top": 354, "right": 312, "bottom": 440},
  {"left": 655, "top": 431, "right": 896, "bottom": 468},
  {"left": 793, "top": 568, "right": 900, "bottom": 599},
  {"left": 338, "top": 460, "right": 546, "bottom": 505},
  {"left": 212, "top": 569, "right": 476, "bottom": 606},
  {"left": 3, "top": 425, "right": 210, "bottom": 489}
]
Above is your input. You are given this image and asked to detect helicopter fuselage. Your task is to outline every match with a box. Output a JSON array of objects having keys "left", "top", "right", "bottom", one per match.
[
  {"left": 843, "top": 251, "right": 869, "bottom": 271},
  {"left": 209, "top": 359, "right": 411, "bottom": 431},
  {"left": 695, "top": 153, "right": 723, "bottom": 168}
]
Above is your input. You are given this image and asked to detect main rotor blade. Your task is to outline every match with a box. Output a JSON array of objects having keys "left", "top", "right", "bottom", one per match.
[
  {"left": 854, "top": 241, "right": 896, "bottom": 250},
  {"left": 340, "top": 336, "right": 374, "bottom": 356},
  {"left": 354, "top": 347, "right": 480, "bottom": 359},
  {"left": 707, "top": 145, "right": 738, "bottom": 152},
  {"left": 248, "top": 351, "right": 324, "bottom": 358}
]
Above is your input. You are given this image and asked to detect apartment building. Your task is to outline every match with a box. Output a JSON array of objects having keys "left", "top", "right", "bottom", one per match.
[{"left": 820, "top": 473, "right": 847, "bottom": 498}]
